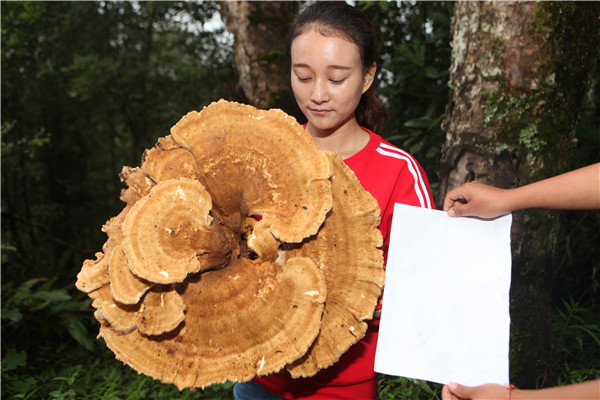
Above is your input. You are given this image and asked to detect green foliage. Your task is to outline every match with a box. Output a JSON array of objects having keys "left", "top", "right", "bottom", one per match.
[
  {"left": 378, "top": 375, "right": 442, "bottom": 399},
  {"left": 549, "top": 297, "right": 600, "bottom": 386},
  {"left": 2, "top": 347, "right": 234, "bottom": 399},
  {"left": 1, "top": 121, "right": 51, "bottom": 158},
  {"left": 2, "top": 278, "right": 95, "bottom": 358}
]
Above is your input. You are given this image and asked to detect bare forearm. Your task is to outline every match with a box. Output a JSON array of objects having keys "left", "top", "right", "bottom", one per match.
[
  {"left": 443, "top": 379, "right": 600, "bottom": 400},
  {"left": 444, "top": 163, "right": 600, "bottom": 218},
  {"left": 512, "top": 379, "right": 600, "bottom": 399},
  {"left": 506, "top": 163, "right": 600, "bottom": 212}
]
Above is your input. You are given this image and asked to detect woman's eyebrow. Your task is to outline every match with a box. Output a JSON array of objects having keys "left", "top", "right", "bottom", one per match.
[
  {"left": 327, "top": 65, "right": 351, "bottom": 71},
  {"left": 292, "top": 63, "right": 352, "bottom": 70}
]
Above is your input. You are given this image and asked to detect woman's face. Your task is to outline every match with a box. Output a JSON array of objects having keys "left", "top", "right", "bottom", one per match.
[{"left": 290, "top": 29, "right": 375, "bottom": 135}]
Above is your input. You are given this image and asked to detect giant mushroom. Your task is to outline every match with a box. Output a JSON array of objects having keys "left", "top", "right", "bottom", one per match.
[{"left": 76, "top": 100, "right": 384, "bottom": 390}]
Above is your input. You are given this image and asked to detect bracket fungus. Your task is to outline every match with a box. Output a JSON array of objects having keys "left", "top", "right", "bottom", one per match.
[{"left": 76, "top": 99, "right": 384, "bottom": 390}]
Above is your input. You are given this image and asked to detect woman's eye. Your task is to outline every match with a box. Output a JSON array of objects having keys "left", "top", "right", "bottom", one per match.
[
  {"left": 296, "top": 76, "right": 310, "bottom": 82},
  {"left": 330, "top": 79, "right": 345, "bottom": 85}
]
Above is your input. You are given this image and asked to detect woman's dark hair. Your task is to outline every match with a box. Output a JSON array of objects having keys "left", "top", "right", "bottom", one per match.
[{"left": 287, "top": 1, "right": 387, "bottom": 132}]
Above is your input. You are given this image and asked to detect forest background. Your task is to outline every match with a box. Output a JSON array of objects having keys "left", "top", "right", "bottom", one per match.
[{"left": 1, "top": 1, "right": 599, "bottom": 399}]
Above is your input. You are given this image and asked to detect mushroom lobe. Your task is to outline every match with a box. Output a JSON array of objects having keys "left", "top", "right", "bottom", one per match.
[
  {"left": 109, "top": 245, "right": 152, "bottom": 305},
  {"left": 136, "top": 285, "right": 186, "bottom": 336},
  {"left": 121, "top": 178, "right": 234, "bottom": 284},
  {"left": 76, "top": 252, "right": 109, "bottom": 293}
]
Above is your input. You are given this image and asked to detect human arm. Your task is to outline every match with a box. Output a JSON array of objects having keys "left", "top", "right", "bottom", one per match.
[
  {"left": 443, "top": 163, "right": 600, "bottom": 218},
  {"left": 441, "top": 379, "right": 600, "bottom": 400}
]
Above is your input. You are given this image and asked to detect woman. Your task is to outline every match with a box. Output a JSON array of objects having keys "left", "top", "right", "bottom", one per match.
[{"left": 234, "top": 3, "right": 434, "bottom": 399}]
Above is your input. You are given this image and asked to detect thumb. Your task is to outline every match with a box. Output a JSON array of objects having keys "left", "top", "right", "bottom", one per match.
[
  {"left": 442, "top": 384, "right": 460, "bottom": 400},
  {"left": 447, "top": 382, "right": 473, "bottom": 398},
  {"left": 447, "top": 203, "right": 469, "bottom": 218}
]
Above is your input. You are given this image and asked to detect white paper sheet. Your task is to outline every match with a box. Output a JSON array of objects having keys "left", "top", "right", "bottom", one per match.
[{"left": 374, "top": 203, "right": 512, "bottom": 386}]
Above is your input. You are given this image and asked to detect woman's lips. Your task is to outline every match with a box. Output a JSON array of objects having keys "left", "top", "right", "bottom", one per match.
[{"left": 309, "top": 108, "right": 331, "bottom": 116}]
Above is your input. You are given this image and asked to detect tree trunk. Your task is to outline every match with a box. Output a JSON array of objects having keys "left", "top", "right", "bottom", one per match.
[
  {"left": 439, "top": 1, "right": 599, "bottom": 388},
  {"left": 219, "top": 1, "right": 301, "bottom": 110}
]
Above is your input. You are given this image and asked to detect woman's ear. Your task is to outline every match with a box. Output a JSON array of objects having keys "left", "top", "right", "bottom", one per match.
[{"left": 362, "top": 63, "right": 376, "bottom": 94}]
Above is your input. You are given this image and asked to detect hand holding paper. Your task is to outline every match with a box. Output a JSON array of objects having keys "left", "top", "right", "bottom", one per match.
[{"left": 374, "top": 203, "right": 512, "bottom": 387}]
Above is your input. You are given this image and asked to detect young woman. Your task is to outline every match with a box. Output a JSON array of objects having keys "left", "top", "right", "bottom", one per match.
[{"left": 234, "top": 3, "right": 434, "bottom": 399}]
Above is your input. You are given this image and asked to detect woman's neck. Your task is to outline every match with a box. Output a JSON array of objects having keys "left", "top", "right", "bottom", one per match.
[{"left": 307, "top": 119, "right": 370, "bottom": 160}]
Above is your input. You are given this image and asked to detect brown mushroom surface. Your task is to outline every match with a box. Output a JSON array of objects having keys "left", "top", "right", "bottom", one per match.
[
  {"left": 136, "top": 286, "right": 186, "bottom": 336},
  {"left": 76, "top": 252, "right": 109, "bottom": 293},
  {"left": 76, "top": 100, "right": 383, "bottom": 390},
  {"left": 285, "top": 152, "right": 384, "bottom": 378},
  {"left": 170, "top": 99, "right": 333, "bottom": 244},
  {"left": 108, "top": 245, "right": 152, "bottom": 305},
  {"left": 121, "top": 178, "right": 233, "bottom": 284},
  {"left": 101, "top": 256, "right": 326, "bottom": 389},
  {"left": 90, "top": 285, "right": 138, "bottom": 334},
  {"left": 142, "top": 135, "right": 202, "bottom": 183}
]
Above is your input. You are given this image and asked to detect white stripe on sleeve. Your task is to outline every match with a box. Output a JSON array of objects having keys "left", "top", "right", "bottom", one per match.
[{"left": 376, "top": 143, "right": 432, "bottom": 209}]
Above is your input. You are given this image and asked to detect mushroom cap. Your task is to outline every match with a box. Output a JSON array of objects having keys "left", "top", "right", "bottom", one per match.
[
  {"left": 244, "top": 217, "right": 279, "bottom": 261},
  {"left": 76, "top": 252, "right": 109, "bottom": 293},
  {"left": 136, "top": 286, "right": 186, "bottom": 336},
  {"left": 119, "top": 166, "right": 156, "bottom": 206},
  {"left": 100, "top": 256, "right": 326, "bottom": 390},
  {"left": 108, "top": 245, "right": 153, "bottom": 305},
  {"left": 90, "top": 285, "right": 138, "bottom": 334},
  {"left": 121, "top": 178, "right": 235, "bottom": 284},
  {"left": 285, "top": 152, "right": 384, "bottom": 378},
  {"left": 170, "top": 99, "right": 333, "bottom": 244},
  {"left": 142, "top": 136, "right": 202, "bottom": 183}
]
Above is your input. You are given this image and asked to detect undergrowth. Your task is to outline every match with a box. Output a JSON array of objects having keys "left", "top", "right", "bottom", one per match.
[
  {"left": 2, "top": 344, "right": 235, "bottom": 400},
  {"left": 378, "top": 376, "right": 442, "bottom": 399}
]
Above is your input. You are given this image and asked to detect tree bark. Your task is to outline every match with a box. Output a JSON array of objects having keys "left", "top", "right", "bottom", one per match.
[
  {"left": 439, "top": 1, "right": 599, "bottom": 388},
  {"left": 219, "top": 1, "right": 301, "bottom": 110}
]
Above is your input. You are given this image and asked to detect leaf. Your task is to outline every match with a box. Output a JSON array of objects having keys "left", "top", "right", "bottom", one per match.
[
  {"left": 574, "top": 325, "right": 600, "bottom": 347},
  {"left": 1, "top": 307, "right": 23, "bottom": 323},
  {"left": 30, "top": 290, "right": 72, "bottom": 311},
  {"left": 2, "top": 348, "right": 27, "bottom": 371},
  {"left": 397, "top": 43, "right": 424, "bottom": 67},
  {"left": 404, "top": 116, "right": 437, "bottom": 129},
  {"left": 423, "top": 66, "right": 447, "bottom": 79},
  {"left": 62, "top": 313, "right": 95, "bottom": 351}
]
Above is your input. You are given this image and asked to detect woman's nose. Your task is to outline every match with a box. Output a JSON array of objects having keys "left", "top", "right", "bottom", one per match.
[{"left": 310, "top": 79, "right": 329, "bottom": 104}]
